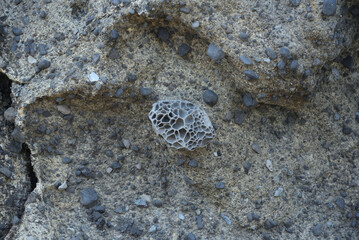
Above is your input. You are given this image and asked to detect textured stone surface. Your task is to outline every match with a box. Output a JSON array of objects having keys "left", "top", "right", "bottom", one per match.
[{"left": 0, "top": 0, "right": 358, "bottom": 239}]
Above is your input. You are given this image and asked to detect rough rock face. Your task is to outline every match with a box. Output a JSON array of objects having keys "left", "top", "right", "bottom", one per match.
[{"left": 0, "top": 0, "right": 358, "bottom": 239}]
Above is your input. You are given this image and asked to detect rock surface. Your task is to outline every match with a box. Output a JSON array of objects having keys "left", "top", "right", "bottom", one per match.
[{"left": 0, "top": 0, "right": 358, "bottom": 239}]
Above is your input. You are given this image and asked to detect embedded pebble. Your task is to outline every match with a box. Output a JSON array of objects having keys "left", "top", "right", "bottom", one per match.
[
  {"left": 274, "top": 187, "right": 283, "bottom": 197},
  {"left": 322, "top": 0, "right": 337, "bottom": 16},
  {"left": 0, "top": 167, "right": 12, "bottom": 178},
  {"left": 239, "top": 55, "right": 253, "bottom": 65},
  {"left": 57, "top": 105, "right": 71, "bottom": 115},
  {"left": 239, "top": 32, "right": 249, "bottom": 41},
  {"left": 178, "top": 213, "right": 185, "bottom": 220},
  {"left": 80, "top": 188, "right": 99, "bottom": 208},
  {"left": 203, "top": 89, "right": 218, "bottom": 107},
  {"left": 37, "top": 59, "right": 51, "bottom": 70},
  {"left": 88, "top": 72, "right": 99, "bottom": 82},
  {"left": 139, "top": 87, "right": 152, "bottom": 96},
  {"left": 4, "top": 107, "right": 17, "bottom": 122},
  {"left": 220, "top": 212, "right": 231, "bottom": 225},
  {"left": 243, "top": 93, "right": 257, "bottom": 107},
  {"left": 178, "top": 43, "right": 191, "bottom": 57},
  {"left": 265, "top": 48, "right": 277, "bottom": 59},
  {"left": 243, "top": 161, "right": 251, "bottom": 174},
  {"left": 206, "top": 43, "right": 225, "bottom": 62},
  {"left": 215, "top": 182, "right": 225, "bottom": 189},
  {"left": 244, "top": 70, "right": 259, "bottom": 80},
  {"left": 234, "top": 109, "right": 245, "bottom": 125},
  {"left": 312, "top": 223, "right": 323, "bottom": 236},
  {"left": 12, "top": 27, "right": 23, "bottom": 36},
  {"left": 58, "top": 181, "right": 68, "bottom": 190},
  {"left": 135, "top": 199, "right": 148, "bottom": 208},
  {"left": 266, "top": 160, "right": 273, "bottom": 172},
  {"left": 28, "top": 56, "right": 37, "bottom": 64},
  {"left": 157, "top": 27, "right": 169, "bottom": 41},
  {"left": 192, "top": 21, "right": 199, "bottom": 28},
  {"left": 279, "top": 47, "right": 291, "bottom": 59},
  {"left": 149, "top": 225, "right": 157, "bottom": 233},
  {"left": 251, "top": 142, "right": 261, "bottom": 154}
]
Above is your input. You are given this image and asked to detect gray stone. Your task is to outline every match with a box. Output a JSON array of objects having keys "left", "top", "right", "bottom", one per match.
[
  {"left": 80, "top": 188, "right": 99, "bottom": 208},
  {"left": 178, "top": 43, "right": 191, "bottom": 57},
  {"left": 215, "top": 182, "right": 225, "bottom": 189},
  {"left": 4, "top": 107, "right": 17, "bottom": 122},
  {"left": 206, "top": 44, "right": 225, "bottom": 62},
  {"left": 243, "top": 93, "right": 257, "bottom": 107},
  {"left": 234, "top": 110, "right": 245, "bottom": 125},
  {"left": 312, "top": 223, "right": 323, "bottom": 236},
  {"left": 139, "top": 87, "right": 152, "bottom": 96},
  {"left": 220, "top": 212, "right": 231, "bottom": 225},
  {"left": 244, "top": 70, "right": 259, "bottom": 80},
  {"left": 279, "top": 47, "right": 291, "bottom": 59},
  {"left": 322, "top": 0, "right": 337, "bottom": 16},
  {"left": 203, "top": 89, "right": 218, "bottom": 107},
  {"left": 265, "top": 48, "right": 277, "bottom": 59},
  {"left": 11, "top": 128, "right": 25, "bottom": 143},
  {"left": 135, "top": 199, "right": 148, "bottom": 208},
  {"left": 239, "top": 55, "right": 253, "bottom": 65},
  {"left": 37, "top": 60, "right": 50, "bottom": 70},
  {"left": 12, "top": 27, "right": 23, "bottom": 36},
  {"left": 0, "top": 167, "right": 12, "bottom": 179},
  {"left": 289, "top": 0, "right": 301, "bottom": 7},
  {"left": 335, "top": 197, "right": 345, "bottom": 209},
  {"left": 251, "top": 142, "right": 261, "bottom": 154}
]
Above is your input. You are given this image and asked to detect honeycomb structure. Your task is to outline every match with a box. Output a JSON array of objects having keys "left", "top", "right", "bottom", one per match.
[{"left": 148, "top": 100, "right": 215, "bottom": 150}]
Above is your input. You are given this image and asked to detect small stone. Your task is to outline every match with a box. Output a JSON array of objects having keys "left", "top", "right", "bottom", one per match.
[
  {"left": 341, "top": 55, "right": 354, "bottom": 69},
  {"left": 88, "top": 72, "right": 99, "bottom": 82},
  {"left": 220, "top": 212, "right": 231, "bottom": 225},
  {"left": 196, "top": 216, "right": 203, "bottom": 229},
  {"left": 93, "top": 53, "right": 100, "bottom": 64},
  {"left": 243, "top": 93, "right": 257, "bottom": 107},
  {"left": 239, "top": 32, "right": 249, "bottom": 41},
  {"left": 135, "top": 199, "right": 148, "bottom": 208},
  {"left": 223, "top": 110, "right": 232, "bottom": 121},
  {"left": 322, "top": 0, "right": 337, "bottom": 16},
  {"left": 180, "top": 7, "right": 190, "bottom": 13},
  {"left": 265, "top": 48, "right": 277, "bottom": 59},
  {"left": 234, "top": 110, "right": 245, "bottom": 125},
  {"left": 110, "top": 30, "right": 119, "bottom": 40},
  {"left": 243, "top": 161, "right": 251, "bottom": 174},
  {"left": 244, "top": 70, "right": 259, "bottom": 80},
  {"left": 251, "top": 142, "right": 261, "bottom": 154},
  {"left": 274, "top": 187, "right": 283, "bottom": 197},
  {"left": 215, "top": 182, "right": 225, "bottom": 189},
  {"left": 149, "top": 225, "right": 157, "bottom": 233},
  {"left": 266, "top": 160, "right": 273, "bottom": 172},
  {"left": 188, "top": 160, "right": 198, "bottom": 168},
  {"left": 335, "top": 197, "right": 345, "bottom": 209},
  {"left": 127, "top": 73, "right": 137, "bottom": 82},
  {"left": 4, "top": 107, "right": 16, "bottom": 122},
  {"left": 355, "top": 112, "right": 359, "bottom": 123},
  {"left": 290, "top": 60, "right": 298, "bottom": 70},
  {"left": 28, "top": 56, "right": 37, "bottom": 64},
  {"left": 139, "top": 87, "right": 152, "bottom": 96},
  {"left": 115, "top": 88, "right": 123, "bottom": 98},
  {"left": 342, "top": 125, "right": 352, "bottom": 135},
  {"left": 239, "top": 55, "right": 253, "bottom": 65},
  {"left": 12, "top": 216, "right": 20, "bottom": 225},
  {"left": 279, "top": 47, "right": 291, "bottom": 59},
  {"left": 114, "top": 206, "right": 123, "bottom": 213},
  {"left": 157, "top": 27, "right": 169, "bottom": 41},
  {"left": 264, "top": 219, "right": 278, "bottom": 229},
  {"left": 203, "top": 89, "right": 218, "bottom": 107},
  {"left": 206, "top": 43, "right": 225, "bottom": 62},
  {"left": 312, "top": 223, "right": 323, "bottom": 236},
  {"left": 58, "top": 181, "right": 67, "bottom": 190},
  {"left": 80, "top": 188, "right": 99, "bottom": 208},
  {"left": 290, "top": 0, "right": 301, "bottom": 7},
  {"left": 123, "top": 139, "right": 130, "bottom": 148},
  {"left": 62, "top": 157, "right": 72, "bottom": 164},
  {"left": 37, "top": 60, "right": 50, "bottom": 70},
  {"left": 54, "top": 32, "right": 65, "bottom": 41},
  {"left": 39, "top": 11, "right": 47, "bottom": 18},
  {"left": 177, "top": 158, "right": 185, "bottom": 166},
  {"left": 277, "top": 60, "right": 286, "bottom": 70},
  {"left": 177, "top": 43, "right": 191, "bottom": 57},
  {"left": 57, "top": 105, "right": 71, "bottom": 115},
  {"left": 192, "top": 21, "right": 199, "bottom": 28},
  {"left": 185, "top": 233, "right": 196, "bottom": 240},
  {"left": 152, "top": 199, "right": 163, "bottom": 207},
  {"left": 12, "top": 27, "right": 23, "bottom": 36},
  {"left": 0, "top": 167, "right": 12, "bottom": 178},
  {"left": 178, "top": 213, "right": 185, "bottom": 220}
]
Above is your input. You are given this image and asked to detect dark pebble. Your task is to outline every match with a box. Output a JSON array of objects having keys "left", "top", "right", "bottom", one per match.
[
  {"left": 196, "top": 216, "right": 203, "bottom": 229},
  {"left": 215, "top": 182, "right": 225, "bottom": 189},
  {"left": 177, "top": 158, "right": 185, "bottom": 166},
  {"left": 39, "top": 11, "right": 47, "bottom": 18},
  {"left": 152, "top": 199, "right": 163, "bottom": 207},
  {"left": 203, "top": 89, "right": 218, "bottom": 107},
  {"left": 185, "top": 233, "right": 196, "bottom": 240},
  {"left": 234, "top": 110, "right": 245, "bottom": 125},
  {"left": 265, "top": 48, "right": 277, "bottom": 59},
  {"left": 243, "top": 161, "right": 251, "bottom": 174},
  {"left": 277, "top": 60, "right": 286, "bottom": 70},
  {"left": 80, "top": 188, "right": 99, "bottom": 208},
  {"left": 279, "top": 47, "right": 291, "bottom": 59},
  {"left": 251, "top": 142, "right": 261, "bottom": 154},
  {"left": 39, "top": 44, "right": 47, "bottom": 55},
  {"left": 243, "top": 93, "right": 257, "bottom": 107},
  {"left": 322, "top": 0, "right": 337, "bottom": 16},
  {"left": 12, "top": 27, "right": 23, "bottom": 36},
  {"left": 355, "top": 112, "right": 359, "bottom": 123},
  {"left": 239, "top": 55, "right": 253, "bottom": 65},
  {"left": 37, "top": 60, "right": 51, "bottom": 70},
  {"left": 341, "top": 55, "right": 353, "bottom": 69},
  {"left": 206, "top": 43, "right": 225, "bottom": 62},
  {"left": 290, "top": 0, "right": 301, "bottom": 7},
  {"left": 188, "top": 160, "right": 198, "bottom": 167},
  {"left": 62, "top": 157, "right": 72, "bottom": 164},
  {"left": 127, "top": 73, "right": 137, "bottom": 82},
  {"left": 264, "top": 219, "right": 278, "bottom": 229},
  {"left": 290, "top": 60, "right": 298, "bottom": 70},
  {"left": 139, "top": 87, "right": 152, "bottom": 96},
  {"left": 110, "top": 30, "right": 119, "bottom": 40},
  {"left": 239, "top": 32, "right": 249, "bottom": 41},
  {"left": 157, "top": 27, "right": 169, "bottom": 41},
  {"left": 115, "top": 88, "right": 123, "bottom": 98},
  {"left": 335, "top": 197, "right": 345, "bottom": 209},
  {"left": 342, "top": 125, "right": 352, "bottom": 135},
  {"left": 54, "top": 32, "right": 65, "bottom": 41},
  {"left": 93, "top": 53, "right": 100, "bottom": 64},
  {"left": 11, "top": 128, "right": 25, "bottom": 143},
  {"left": 244, "top": 70, "right": 259, "bottom": 80},
  {"left": 263, "top": 233, "right": 272, "bottom": 240},
  {"left": 178, "top": 43, "right": 191, "bottom": 57},
  {"left": 0, "top": 167, "right": 12, "bottom": 178},
  {"left": 312, "top": 223, "right": 323, "bottom": 236}
]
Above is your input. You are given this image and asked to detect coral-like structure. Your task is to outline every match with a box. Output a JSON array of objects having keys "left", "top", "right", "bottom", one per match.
[{"left": 148, "top": 100, "right": 215, "bottom": 150}]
